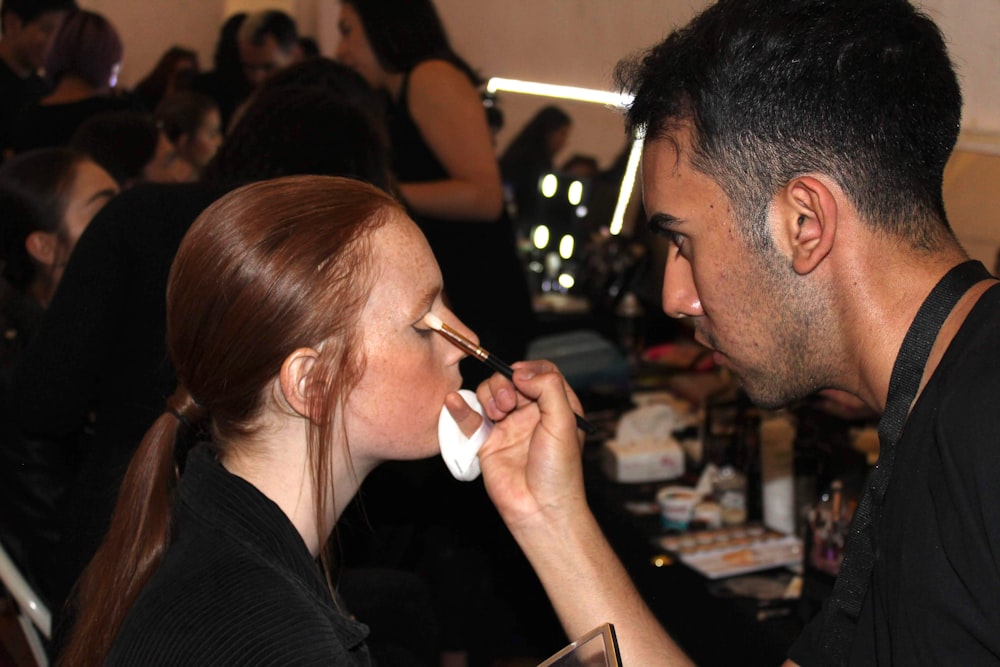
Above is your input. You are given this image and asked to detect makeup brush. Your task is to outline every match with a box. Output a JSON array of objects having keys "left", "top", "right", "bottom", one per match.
[{"left": 424, "top": 313, "right": 597, "bottom": 435}]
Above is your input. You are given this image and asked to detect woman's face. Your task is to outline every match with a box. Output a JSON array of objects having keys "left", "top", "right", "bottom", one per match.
[
  {"left": 48, "top": 159, "right": 118, "bottom": 289},
  {"left": 61, "top": 159, "right": 119, "bottom": 252},
  {"left": 344, "top": 211, "right": 474, "bottom": 467},
  {"left": 143, "top": 131, "right": 195, "bottom": 184},
  {"left": 335, "top": 3, "right": 387, "bottom": 90},
  {"left": 180, "top": 108, "right": 223, "bottom": 172}
]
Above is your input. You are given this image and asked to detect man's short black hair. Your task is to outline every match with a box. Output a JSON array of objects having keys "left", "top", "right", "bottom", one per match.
[{"left": 617, "top": 0, "right": 962, "bottom": 251}]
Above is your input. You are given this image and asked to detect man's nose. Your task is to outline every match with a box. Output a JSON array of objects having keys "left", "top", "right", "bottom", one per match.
[{"left": 661, "top": 251, "right": 703, "bottom": 318}]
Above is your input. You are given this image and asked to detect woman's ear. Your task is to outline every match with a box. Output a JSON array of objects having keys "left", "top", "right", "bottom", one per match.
[
  {"left": 25, "top": 231, "right": 57, "bottom": 267},
  {"left": 773, "top": 175, "right": 838, "bottom": 275},
  {"left": 279, "top": 347, "right": 321, "bottom": 419}
]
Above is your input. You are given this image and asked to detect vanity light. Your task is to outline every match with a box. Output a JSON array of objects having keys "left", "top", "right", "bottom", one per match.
[
  {"left": 609, "top": 136, "right": 644, "bottom": 236},
  {"left": 567, "top": 180, "right": 584, "bottom": 206},
  {"left": 533, "top": 224, "right": 551, "bottom": 250},
  {"left": 540, "top": 173, "right": 559, "bottom": 198},
  {"left": 559, "top": 234, "right": 575, "bottom": 260},
  {"left": 486, "top": 77, "right": 633, "bottom": 107},
  {"left": 488, "top": 77, "right": 642, "bottom": 237}
]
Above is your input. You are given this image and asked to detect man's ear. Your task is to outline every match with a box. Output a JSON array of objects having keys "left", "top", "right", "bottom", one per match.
[
  {"left": 773, "top": 175, "right": 838, "bottom": 275},
  {"left": 279, "top": 347, "right": 321, "bottom": 419},
  {"left": 25, "top": 231, "right": 56, "bottom": 267}
]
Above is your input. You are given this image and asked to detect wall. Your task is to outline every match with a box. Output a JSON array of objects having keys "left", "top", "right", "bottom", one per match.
[
  {"left": 80, "top": 1, "right": 999, "bottom": 162},
  {"left": 944, "top": 148, "right": 1000, "bottom": 270}
]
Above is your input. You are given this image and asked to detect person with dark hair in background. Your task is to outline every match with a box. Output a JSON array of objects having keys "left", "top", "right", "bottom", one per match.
[
  {"left": 130, "top": 45, "right": 199, "bottom": 113},
  {"left": 298, "top": 35, "right": 320, "bottom": 58},
  {"left": 13, "top": 63, "right": 394, "bottom": 644},
  {"left": 189, "top": 12, "right": 250, "bottom": 133},
  {"left": 70, "top": 110, "right": 193, "bottom": 186},
  {"left": 237, "top": 9, "right": 301, "bottom": 88},
  {"left": 154, "top": 91, "right": 222, "bottom": 180},
  {"left": 335, "top": 4, "right": 544, "bottom": 663},
  {"left": 0, "top": 147, "right": 117, "bottom": 605},
  {"left": 560, "top": 154, "right": 599, "bottom": 180},
  {"left": 10, "top": 8, "right": 139, "bottom": 154},
  {"left": 0, "top": 148, "right": 117, "bottom": 305},
  {"left": 0, "top": 0, "right": 76, "bottom": 158},
  {"left": 499, "top": 105, "right": 572, "bottom": 224},
  {"left": 219, "top": 9, "right": 305, "bottom": 133},
  {"left": 335, "top": 0, "right": 534, "bottom": 382}
]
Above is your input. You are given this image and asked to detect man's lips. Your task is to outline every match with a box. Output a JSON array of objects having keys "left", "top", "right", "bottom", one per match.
[
  {"left": 693, "top": 331, "right": 729, "bottom": 368},
  {"left": 693, "top": 330, "right": 714, "bottom": 352}
]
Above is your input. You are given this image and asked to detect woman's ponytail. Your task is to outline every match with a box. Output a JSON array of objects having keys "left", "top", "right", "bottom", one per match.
[{"left": 58, "top": 386, "right": 207, "bottom": 666}]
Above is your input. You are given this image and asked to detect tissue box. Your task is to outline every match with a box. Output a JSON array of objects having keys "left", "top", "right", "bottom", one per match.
[{"left": 601, "top": 437, "right": 685, "bottom": 483}]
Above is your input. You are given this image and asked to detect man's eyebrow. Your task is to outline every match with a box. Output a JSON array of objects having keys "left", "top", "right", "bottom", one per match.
[{"left": 647, "top": 212, "right": 682, "bottom": 233}]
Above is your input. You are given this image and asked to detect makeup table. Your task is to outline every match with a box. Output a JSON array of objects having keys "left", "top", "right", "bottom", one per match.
[
  {"left": 578, "top": 393, "right": 805, "bottom": 666},
  {"left": 580, "top": 443, "right": 804, "bottom": 665},
  {"left": 576, "top": 354, "right": 879, "bottom": 665}
]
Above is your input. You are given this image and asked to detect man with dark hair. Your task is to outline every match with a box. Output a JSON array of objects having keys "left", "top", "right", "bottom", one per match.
[
  {"left": 0, "top": 0, "right": 76, "bottom": 157},
  {"left": 237, "top": 9, "right": 301, "bottom": 87},
  {"left": 468, "top": 1, "right": 999, "bottom": 665},
  {"left": 617, "top": 3, "right": 999, "bottom": 663}
]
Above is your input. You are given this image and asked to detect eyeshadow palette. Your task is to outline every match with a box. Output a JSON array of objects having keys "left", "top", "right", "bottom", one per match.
[{"left": 654, "top": 524, "right": 803, "bottom": 579}]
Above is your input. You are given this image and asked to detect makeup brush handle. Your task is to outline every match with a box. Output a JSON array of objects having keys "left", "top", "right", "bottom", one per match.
[{"left": 484, "top": 355, "right": 596, "bottom": 435}]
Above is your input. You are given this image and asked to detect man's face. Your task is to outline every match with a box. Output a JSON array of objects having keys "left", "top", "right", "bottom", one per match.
[
  {"left": 239, "top": 34, "right": 295, "bottom": 86},
  {"left": 641, "top": 125, "right": 833, "bottom": 408},
  {"left": 2, "top": 9, "right": 67, "bottom": 72}
]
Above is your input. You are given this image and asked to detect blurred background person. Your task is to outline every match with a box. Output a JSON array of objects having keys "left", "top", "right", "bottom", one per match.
[
  {"left": 155, "top": 91, "right": 222, "bottom": 180},
  {"left": 10, "top": 8, "right": 138, "bottom": 154},
  {"left": 0, "top": 0, "right": 76, "bottom": 159},
  {"left": 499, "top": 104, "right": 572, "bottom": 225},
  {"left": 0, "top": 146, "right": 117, "bottom": 605},
  {"left": 70, "top": 109, "right": 194, "bottom": 186},
  {"left": 560, "top": 153, "right": 599, "bottom": 180},
  {"left": 130, "top": 45, "right": 199, "bottom": 113},
  {"left": 189, "top": 12, "right": 249, "bottom": 133},
  {"left": 335, "top": 0, "right": 534, "bottom": 375},
  {"left": 0, "top": 147, "right": 117, "bottom": 305},
  {"left": 237, "top": 9, "right": 301, "bottom": 88},
  {"left": 298, "top": 35, "right": 320, "bottom": 58},
  {"left": 335, "top": 3, "right": 548, "bottom": 664},
  {"left": 224, "top": 9, "right": 303, "bottom": 126}
]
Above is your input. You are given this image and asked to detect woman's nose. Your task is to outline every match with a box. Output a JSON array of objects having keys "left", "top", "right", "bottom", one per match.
[{"left": 661, "top": 250, "right": 703, "bottom": 319}]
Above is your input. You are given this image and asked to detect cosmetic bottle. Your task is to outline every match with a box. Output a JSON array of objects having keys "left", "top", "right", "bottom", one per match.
[{"left": 614, "top": 291, "right": 645, "bottom": 364}]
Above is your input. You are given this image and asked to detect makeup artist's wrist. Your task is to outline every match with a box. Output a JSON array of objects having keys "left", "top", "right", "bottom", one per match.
[{"left": 503, "top": 491, "right": 592, "bottom": 546}]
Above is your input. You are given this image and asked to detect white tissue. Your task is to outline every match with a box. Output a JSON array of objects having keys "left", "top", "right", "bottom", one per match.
[
  {"left": 438, "top": 389, "right": 492, "bottom": 482},
  {"left": 601, "top": 403, "right": 690, "bottom": 483},
  {"left": 615, "top": 403, "right": 688, "bottom": 446}
]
